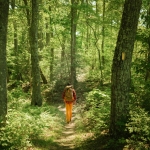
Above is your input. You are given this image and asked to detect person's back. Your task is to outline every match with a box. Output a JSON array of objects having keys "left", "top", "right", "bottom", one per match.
[
  {"left": 62, "top": 84, "right": 76, "bottom": 123},
  {"left": 64, "top": 85, "right": 74, "bottom": 101}
]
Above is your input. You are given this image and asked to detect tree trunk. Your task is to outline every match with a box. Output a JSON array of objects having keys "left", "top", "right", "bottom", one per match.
[
  {"left": 40, "top": 68, "right": 47, "bottom": 84},
  {"left": 0, "top": 0, "right": 9, "bottom": 125},
  {"left": 60, "top": 37, "right": 66, "bottom": 79},
  {"left": 145, "top": 3, "right": 150, "bottom": 81},
  {"left": 49, "top": 7, "right": 54, "bottom": 82},
  {"left": 71, "top": 0, "right": 78, "bottom": 86},
  {"left": 11, "top": 0, "right": 22, "bottom": 81},
  {"left": 110, "top": 0, "right": 142, "bottom": 137},
  {"left": 50, "top": 47, "right": 54, "bottom": 82},
  {"left": 101, "top": 0, "right": 105, "bottom": 66},
  {"left": 95, "top": 0, "right": 103, "bottom": 83},
  {"left": 30, "top": 0, "right": 42, "bottom": 106},
  {"left": 145, "top": 39, "right": 150, "bottom": 81},
  {"left": 86, "top": 0, "right": 89, "bottom": 52}
]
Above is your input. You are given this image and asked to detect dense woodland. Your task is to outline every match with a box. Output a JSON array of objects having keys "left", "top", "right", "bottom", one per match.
[{"left": 1, "top": 0, "right": 150, "bottom": 149}]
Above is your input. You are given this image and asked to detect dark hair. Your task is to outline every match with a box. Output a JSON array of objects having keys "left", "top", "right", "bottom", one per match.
[{"left": 66, "top": 83, "right": 73, "bottom": 88}]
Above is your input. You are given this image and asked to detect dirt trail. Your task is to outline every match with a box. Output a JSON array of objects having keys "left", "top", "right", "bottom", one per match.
[{"left": 55, "top": 105, "right": 77, "bottom": 150}]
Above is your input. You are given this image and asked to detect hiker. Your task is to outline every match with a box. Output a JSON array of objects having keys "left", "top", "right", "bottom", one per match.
[{"left": 62, "top": 84, "right": 76, "bottom": 123}]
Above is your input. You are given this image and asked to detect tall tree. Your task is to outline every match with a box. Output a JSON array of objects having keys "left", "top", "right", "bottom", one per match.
[
  {"left": 70, "top": 0, "right": 78, "bottom": 85},
  {"left": 49, "top": 7, "right": 54, "bottom": 82},
  {"left": 145, "top": 2, "right": 150, "bottom": 81},
  {"left": 11, "top": 0, "right": 23, "bottom": 81},
  {"left": 110, "top": 0, "right": 142, "bottom": 137},
  {"left": 96, "top": 0, "right": 103, "bottom": 84},
  {"left": 0, "top": 0, "right": 9, "bottom": 125},
  {"left": 30, "top": 0, "right": 42, "bottom": 106},
  {"left": 101, "top": 0, "right": 105, "bottom": 67},
  {"left": 85, "top": 0, "right": 89, "bottom": 51}
]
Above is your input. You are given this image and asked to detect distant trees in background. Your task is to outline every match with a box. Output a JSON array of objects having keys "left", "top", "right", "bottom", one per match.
[{"left": 7, "top": 0, "right": 124, "bottom": 85}]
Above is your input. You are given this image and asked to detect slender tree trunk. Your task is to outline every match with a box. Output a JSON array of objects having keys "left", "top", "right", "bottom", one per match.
[
  {"left": 101, "top": 0, "right": 105, "bottom": 66},
  {"left": 46, "top": 18, "right": 50, "bottom": 46},
  {"left": 145, "top": 40, "right": 150, "bottom": 81},
  {"left": 95, "top": 0, "right": 103, "bottom": 84},
  {"left": 0, "top": 0, "right": 9, "bottom": 125},
  {"left": 110, "top": 0, "right": 142, "bottom": 137},
  {"left": 50, "top": 47, "right": 54, "bottom": 82},
  {"left": 30, "top": 0, "right": 42, "bottom": 106},
  {"left": 49, "top": 7, "right": 54, "bottom": 82},
  {"left": 40, "top": 68, "right": 47, "bottom": 84},
  {"left": 11, "top": 0, "right": 22, "bottom": 81},
  {"left": 145, "top": 2, "right": 150, "bottom": 81},
  {"left": 71, "top": 0, "right": 78, "bottom": 86},
  {"left": 85, "top": 0, "right": 89, "bottom": 52},
  {"left": 38, "top": 0, "right": 44, "bottom": 51},
  {"left": 60, "top": 37, "right": 66, "bottom": 79},
  {"left": 23, "top": 0, "right": 31, "bottom": 27}
]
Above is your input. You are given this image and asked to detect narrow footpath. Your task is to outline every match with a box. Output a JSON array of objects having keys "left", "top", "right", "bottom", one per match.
[{"left": 55, "top": 105, "right": 77, "bottom": 150}]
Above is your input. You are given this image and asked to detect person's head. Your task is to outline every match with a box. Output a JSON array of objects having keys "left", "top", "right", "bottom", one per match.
[
  {"left": 66, "top": 83, "right": 73, "bottom": 88},
  {"left": 67, "top": 83, "right": 71, "bottom": 86}
]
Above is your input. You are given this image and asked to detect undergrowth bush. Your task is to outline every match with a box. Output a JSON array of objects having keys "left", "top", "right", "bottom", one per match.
[
  {"left": 125, "top": 107, "right": 150, "bottom": 149},
  {"left": 0, "top": 110, "right": 40, "bottom": 149},
  {"left": 75, "top": 83, "right": 150, "bottom": 149},
  {"left": 0, "top": 87, "right": 64, "bottom": 150},
  {"left": 79, "top": 89, "right": 110, "bottom": 134},
  {"left": 141, "top": 82, "right": 150, "bottom": 113}
]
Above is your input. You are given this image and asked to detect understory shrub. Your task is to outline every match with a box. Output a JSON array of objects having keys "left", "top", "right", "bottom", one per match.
[
  {"left": 0, "top": 110, "right": 41, "bottom": 149},
  {"left": 142, "top": 82, "right": 150, "bottom": 113},
  {"left": 0, "top": 87, "right": 64, "bottom": 150},
  {"left": 81, "top": 89, "right": 110, "bottom": 134},
  {"left": 125, "top": 107, "right": 150, "bottom": 149}
]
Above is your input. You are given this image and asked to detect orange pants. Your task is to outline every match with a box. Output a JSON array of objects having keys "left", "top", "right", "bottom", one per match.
[{"left": 65, "top": 101, "right": 73, "bottom": 123}]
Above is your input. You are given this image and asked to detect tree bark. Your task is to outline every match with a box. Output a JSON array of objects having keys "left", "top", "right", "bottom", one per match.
[
  {"left": 40, "top": 68, "right": 47, "bottom": 84},
  {"left": 60, "top": 37, "right": 66, "bottom": 79},
  {"left": 50, "top": 47, "right": 54, "bottom": 82},
  {"left": 30, "top": 0, "right": 42, "bottom": 106},
  {"left": 145, "top": 2, "right": 150, "bottom": 81},
  {"left": 11, "top": 0, "right": 23, "bottom": 81},
  {"left": 71, "top": 0, "right": 78, "bottom": 86},
  {"left": 110, "top": 0, "right": 142, "bottom": 137},
  {"left": 0, "top": 0, "right": 9, "bottom": 125},
  {"left": 86, "top": 0, "right": 89, "bottom": 52},
  {"left": 96, "top": 0, "right": 103, "bottom": 84},
  {"left": 101, "top": 0, "right": 105, "bottom": 67},
  {"left": 49, "top": 6, "right": 54, "bottom": 82}
]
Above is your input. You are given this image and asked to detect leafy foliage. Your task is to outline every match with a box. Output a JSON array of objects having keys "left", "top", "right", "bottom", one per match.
[
  {"left": 125, "top": 107, "right": 150, "bottom": 149},
  {"left": 77, "top": 89, "right": 110, "bottom": 135},
  {"left": 0, "top": 87, "right": 65, "bottom": 150}
]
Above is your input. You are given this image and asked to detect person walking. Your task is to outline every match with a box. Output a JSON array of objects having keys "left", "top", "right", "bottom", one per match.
[{"left": 62, "top": 83, "right": 76, "bottom": 123}]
